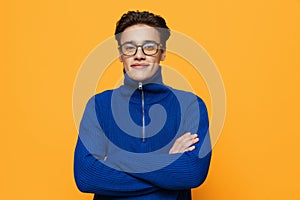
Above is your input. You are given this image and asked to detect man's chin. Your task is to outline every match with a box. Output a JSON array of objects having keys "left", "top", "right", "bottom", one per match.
[{"left": 128, "top": 73, "right": 151, "bottom": 82}]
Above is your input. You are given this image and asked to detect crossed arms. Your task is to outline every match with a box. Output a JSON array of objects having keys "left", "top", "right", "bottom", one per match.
[{"left": 74, "top": 95, "right": 211, "bottom": 196}]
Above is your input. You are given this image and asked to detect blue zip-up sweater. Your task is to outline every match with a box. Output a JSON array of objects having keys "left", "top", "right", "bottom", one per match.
[{"left": 74, "top": 68, "right": 212, "bottom": 199}]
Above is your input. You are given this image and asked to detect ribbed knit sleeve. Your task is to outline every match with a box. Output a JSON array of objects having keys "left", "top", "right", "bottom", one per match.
[
  {"left": 105, "top": 96, "right": 212, "bottom": 190},
  {"left": 74, "top": 97, "right": 159, "bottom": 196}
]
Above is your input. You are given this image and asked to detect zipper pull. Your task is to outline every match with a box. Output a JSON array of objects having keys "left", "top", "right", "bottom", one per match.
[{"left": 138, "top": 82, "right": 143, "bottom": 90}]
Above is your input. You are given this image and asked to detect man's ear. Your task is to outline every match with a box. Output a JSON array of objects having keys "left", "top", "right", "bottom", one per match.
[
  {"left": 119, "top": 55, "right": 123, "bottom": 62},
  {"left": 118, "top": 49, "right": 123, "bottom": 62},
  {"left": 160, "top": 49, "right": 166, "bottom": 61}
]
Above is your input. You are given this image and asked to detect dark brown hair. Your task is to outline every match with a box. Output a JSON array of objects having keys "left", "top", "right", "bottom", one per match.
[{"left": 115, "top": 11, "right": 171, "bottom": 48}]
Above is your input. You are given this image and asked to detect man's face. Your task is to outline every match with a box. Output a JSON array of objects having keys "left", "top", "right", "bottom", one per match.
[{"left": 119, "top": 24, "right": 166, "bottom": 82}]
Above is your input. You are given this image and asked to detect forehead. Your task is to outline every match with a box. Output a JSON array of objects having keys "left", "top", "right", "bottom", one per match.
[{"left": 120, "top": 24, "right": 160, "bottom": 44}]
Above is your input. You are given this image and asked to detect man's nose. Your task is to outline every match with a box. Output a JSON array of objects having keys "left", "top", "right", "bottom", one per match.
[{"left": 134, "top": 47, "right": 146, "bottom": 59}]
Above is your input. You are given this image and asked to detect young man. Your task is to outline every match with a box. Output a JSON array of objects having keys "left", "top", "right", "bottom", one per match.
[{"left": 74, "top": 11, "right": 212, "bottom": 200}]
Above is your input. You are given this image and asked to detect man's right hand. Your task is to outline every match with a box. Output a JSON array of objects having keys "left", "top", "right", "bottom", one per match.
[{"left": 169, "top": 132, "right": 199, "bottom": 154}]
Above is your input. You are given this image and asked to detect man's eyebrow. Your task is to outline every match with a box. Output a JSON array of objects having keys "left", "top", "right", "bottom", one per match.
[
  {"left": 122, "top": 40, "right": 158, "bottom": 44},
  {"left": 143, "top": 40, "right": 157, "bottom": 43}
]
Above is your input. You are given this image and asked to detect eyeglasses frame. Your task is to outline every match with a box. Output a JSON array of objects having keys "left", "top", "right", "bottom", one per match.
[{"left": 118, "top": 41, "right": 163, "bottom": 56}]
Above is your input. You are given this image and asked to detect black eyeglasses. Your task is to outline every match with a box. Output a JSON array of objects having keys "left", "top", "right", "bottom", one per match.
[{"left": 119, "top": 41, "right": 163, "bottom": 56}]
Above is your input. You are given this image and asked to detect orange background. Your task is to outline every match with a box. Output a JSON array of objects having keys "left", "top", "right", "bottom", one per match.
[{"left": 1, "top": 0, "right": 300, "bottom": 199}]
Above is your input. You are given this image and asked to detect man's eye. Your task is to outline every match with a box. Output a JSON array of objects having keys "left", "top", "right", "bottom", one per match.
[
  {"left": 124, "top": 46, "right": 136, "bottom": 51},
  {"left": 143, "top": 44, "right": 156, "bottom": 50}
]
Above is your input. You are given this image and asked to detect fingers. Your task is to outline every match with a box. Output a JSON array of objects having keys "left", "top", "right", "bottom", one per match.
[
  {"left": 178, "top": 132, "right": 198, "bottom": 150},
  {"left": 170, "top": 132, "right": 198, "bottom": 153},
  {"left": 169, "top": 132, "right": 200, "bottom": 154},
  {"left": 186, "top": 145, "right": 195, "bottom": 152}
]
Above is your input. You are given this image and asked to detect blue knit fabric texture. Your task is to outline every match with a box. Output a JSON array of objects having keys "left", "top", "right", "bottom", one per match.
[{"left": 74, "top": 68, "right": 212, "bottom": 199}]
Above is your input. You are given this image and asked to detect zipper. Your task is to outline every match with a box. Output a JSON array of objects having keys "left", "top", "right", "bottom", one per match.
[{"left": 138, "top": 82, "right": 145, "bottom": 142}]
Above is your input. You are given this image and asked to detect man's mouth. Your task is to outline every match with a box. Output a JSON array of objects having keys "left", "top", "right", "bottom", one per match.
[{"left": 130, "top": 63, "right": 149, "bottom": 69}]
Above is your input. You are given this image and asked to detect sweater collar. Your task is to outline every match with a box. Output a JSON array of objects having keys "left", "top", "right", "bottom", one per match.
[
  {"left": 119, "top": 67, "right": 171, "bottom": 104},
  {"left": 123, "top": 67, "right": 163, "bottom": 88}
]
